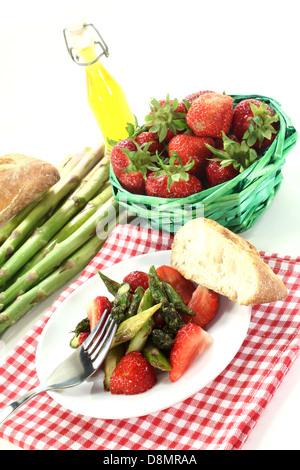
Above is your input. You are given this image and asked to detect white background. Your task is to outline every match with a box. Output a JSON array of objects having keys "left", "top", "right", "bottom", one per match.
[{"left": 0, "top": 0, "right": 300, "bottom": 450}]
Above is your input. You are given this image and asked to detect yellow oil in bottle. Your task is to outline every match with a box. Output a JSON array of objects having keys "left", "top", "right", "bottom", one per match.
[
  {"left": 83, "top": 48, "right": 134, "bottom": 148},
  {"left": 64, "top": 23, "right": 134, "bottom": 149}
]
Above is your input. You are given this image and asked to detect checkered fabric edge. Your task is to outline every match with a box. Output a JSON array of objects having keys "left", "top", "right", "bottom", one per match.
[{"left": 0, "top": 224, "right": 299, "bottom": 450}]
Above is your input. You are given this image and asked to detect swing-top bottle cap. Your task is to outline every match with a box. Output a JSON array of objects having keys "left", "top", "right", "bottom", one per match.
[{"left": 63, "top": 21, "right": 109, "bottom": 66}]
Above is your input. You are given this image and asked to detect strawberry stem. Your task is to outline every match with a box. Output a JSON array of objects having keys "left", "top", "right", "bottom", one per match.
[
  {"left": 153, "top": 154, "right": 194, "bottom": 191},
  {"left": 144, "top": 94, "right": 188, "bottom": 142},
  {"left": 244, "top": 101, "right": 279, "bottom": 147},
  {"left": 205, "top": 132, "right": 259, "bottom": 172}
]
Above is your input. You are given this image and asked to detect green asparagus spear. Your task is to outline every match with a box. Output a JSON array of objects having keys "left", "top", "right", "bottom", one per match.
[
  {"left": 137, "top": 288, "right": 154, "bottom": 314},
  {"left": 110, "top": 303, "right": 162, "bottom": 349},
  {"left": 151, "top": 327, "right": 175, "bottom": 350},
  {"left": 98, "top": 270, "right": 122, "bottom": 297},
  {"left": 15, "top": 183, "right": 113, "bottom": 279},
  {"left": 110, "top": 282, "right": 131, "bottom": 324},
  {"left": 0, "top": 233, "right": 108, "bottom": 335},
  {"left": 162, "top": 281, "right": 195, "bottom": 316},
  {"left": 148, "top": 266, "right": 185, "bottom": 334},
  {"left": 125, "top": 285, "right": 144, "bottom": 319},
  {"left": 0, "top": 144, "right": 105, "bottom": 268},
  {"left": 58, "top": 147, "right": 91, "bottom": 177},
  {"left": 0, "top": 197, "right": 118, "bottom": 310},
  {"left": 127, "top": 317, "right": 155, "bottom": 353},
  {"left": 71, "top": 317, "right": 91, "bottom": 335},
  {"left": 0, "top": 147, "right": 91, "bottom": 246},
  {"left": 0, "top": 155, "right": 110, "bottom": 286},
  {"left": 143, "top": 339, "right": 172, "bottom": 371},
  {"left": 126, "top": 288, "right": 154, "bottom": 353},
  {"left": 0, "top": 198, "right": 42, "bottom": 247}
]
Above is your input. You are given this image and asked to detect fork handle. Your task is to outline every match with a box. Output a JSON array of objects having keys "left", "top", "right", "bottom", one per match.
[{"left": 0, "top": 385, "right": 46, "bottom": 425}]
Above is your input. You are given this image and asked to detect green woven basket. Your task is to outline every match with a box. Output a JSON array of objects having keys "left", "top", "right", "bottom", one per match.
[{"left": 110, "top": 94, "right": 298, "bottom": 234}]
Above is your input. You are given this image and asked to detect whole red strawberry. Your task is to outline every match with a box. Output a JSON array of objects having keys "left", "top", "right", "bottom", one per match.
[
  {"left": 111, "top": 138, "right": 158, "bottom": 194},
  {"left": 186, "top": 92, "right": 233, "bottom": 138},
  {"left": 168, "top": 134, "right": 214, "bottom": 179},
  {"left": 204, "top": 132, "right": 260, "bottom": 182},
  {"left": 146, "top": 172, "right": 202, "bottom": 198},
  {"left": 111, "top": 139, "right": 144, "bottom": 194},
  {"left": 110, "top": 350, "right": 157, "bottom": 395},
  {"left": 123, "top": 270, "right": 149, "bottom": 292},
  {"left": 232, "top": 98, "right": 279, "bottom": 149},
  {"left": 145, "top": 95, "right": 188, "bottom": 142},
  {"left": 206, "top": 160, "right": 239, "bottom": 187},
  {"left": 135, "top": 131, "right": 165, "bottom": 154}
]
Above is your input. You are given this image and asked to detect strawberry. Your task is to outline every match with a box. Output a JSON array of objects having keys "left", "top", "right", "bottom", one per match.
[
  {"left": 206, "top": 159, "right": 239, "bottom": 187},
  {"left": 123, "top": 270, "right": 149, "bottom": 292},
  {"left": 85, "top": 296, "right": 112, "bottom": 332},
  {"left": 183, "top": 90, "right": 215, "bottom": 105},
  {"left": 232, "top": 98, "right": 279, "bottom": 149},
  {"left": 169, "top": 323, "right": 213, "bottom": 382},
  {"left": 110, "top": 138, "right": 137, "bottom": 177},
  {"left": 110, "top": 138, "right": 159, "bottom": 194},
  {"left": 145, "top": 95, "right": 188, "bottom": 142},
  {"left": 146, "top": 171, "right": 202, "bottom": 198},
  {"left": 213, "top": 133, "right": 239, "bottom": 150},
  {"left": 156, "top": 265, "right": 196, "bottom": 305},
  {"left": 110, "top": 138, "right": 144, "bottom": 194},
  {"left": 135, "top": 131, "right": 165, "bottom": 154},
  {"left": 187, "top": 285, "right": 219, "bottom": 326},
  {"left": 145, "top": 154, "right": 202, "bottom": 198},
  {"left": 186, "top": 92, "right": 233, "bottom": 138},
  {"left": 168, "top": 134, "right": 214, "bottom": 178},
  {"left": 110, "top": 350, "right": 157, "bottom": 395},
  {"left": 204, "top": 132, "right": 259, "bottom": 186}
]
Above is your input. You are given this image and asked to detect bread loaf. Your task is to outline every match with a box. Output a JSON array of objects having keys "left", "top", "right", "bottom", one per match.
[
  {"left": 171, "top": 217, "right": 287, "bottom": 305},
  {"left": 0, "top": 154, "right": 60, "bottom": 224}
]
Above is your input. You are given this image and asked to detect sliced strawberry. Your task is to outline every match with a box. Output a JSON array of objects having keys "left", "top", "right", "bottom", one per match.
[
  {"left": 85, "top": 296, "right": 112, "bottom": 332},
  {"left": 156, "top": 265, "right": 196, "bottom": 305},
  {"left": 186, "top": 285, "right": 219, "bottom": 326},
  {"left": 78, "top": 331, "right": 90, "bottom": 346},
  {"left": 169, "top": 323, "right": 213, "bottom": 382},
  {"left": 110, "top": 350, "right": 157, "bottom": 395},
  {"left": 123, "top": 270, "right": 149, "bottom": 292}
]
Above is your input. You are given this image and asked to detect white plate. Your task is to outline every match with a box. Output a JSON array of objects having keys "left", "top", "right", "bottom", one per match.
[{"left": 36, "top": 250, "right": 251, "bottom": 420}]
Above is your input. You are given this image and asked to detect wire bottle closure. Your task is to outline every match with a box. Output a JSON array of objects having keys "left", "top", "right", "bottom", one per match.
[{"left": 63, "top": 23, "right": 109, "bottom": 66}]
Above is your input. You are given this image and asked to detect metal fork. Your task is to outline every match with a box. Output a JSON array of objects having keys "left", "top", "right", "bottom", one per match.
[{"left": 0, "top": 312, "right": 118, "bottom": 425}]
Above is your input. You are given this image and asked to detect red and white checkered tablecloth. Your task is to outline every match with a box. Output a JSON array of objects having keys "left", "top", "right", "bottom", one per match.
[{"left": 0, "top": 223, "right": 299, "bottom": 450}]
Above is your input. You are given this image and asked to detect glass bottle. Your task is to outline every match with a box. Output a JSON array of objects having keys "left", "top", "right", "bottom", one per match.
[{"left": 63, "top": 22, "right": 134, "bottom": 149}]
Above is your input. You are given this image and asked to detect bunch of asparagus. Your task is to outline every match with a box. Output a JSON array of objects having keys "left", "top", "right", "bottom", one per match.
[{"left": 0, "top": 143, "right": 122, "bottom": 335}]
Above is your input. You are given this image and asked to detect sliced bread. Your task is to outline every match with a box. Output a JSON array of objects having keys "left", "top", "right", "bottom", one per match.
[{"left": 171, "top": 217, "right": 287, "bottom": 305}]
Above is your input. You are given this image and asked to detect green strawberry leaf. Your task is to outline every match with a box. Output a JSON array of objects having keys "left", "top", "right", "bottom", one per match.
[
  {"left": 243, "top": 101, "right": 279, "bottom": 148},
  {"left": 205, "top": 132, "right": 260, "bottom": 172},
  {"left": 121, "top": 142, "right": 160, "bottom": 180},
  {"left": 144, "top": 94, "right": 188, "bottom": 142},
  {"left": 153, "top": 153, "right": 194, "bottom": 192}
]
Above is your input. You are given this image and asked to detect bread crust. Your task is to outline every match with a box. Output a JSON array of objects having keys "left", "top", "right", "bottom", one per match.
[
  {"left": 171, "top": 218, "right": 287, "bottom": 305},
  {"left": 0, "top": 154, "right": 60, "bottom": 224}
]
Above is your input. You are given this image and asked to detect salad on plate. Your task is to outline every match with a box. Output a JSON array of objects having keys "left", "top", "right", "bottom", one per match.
[{"left": 69, "top": 264, "right": 219, "bottom": 395}]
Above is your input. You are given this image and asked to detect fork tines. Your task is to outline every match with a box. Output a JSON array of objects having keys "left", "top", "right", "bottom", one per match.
[{"left": 83, "top": 313, "right": 118, "bottom": 364}]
